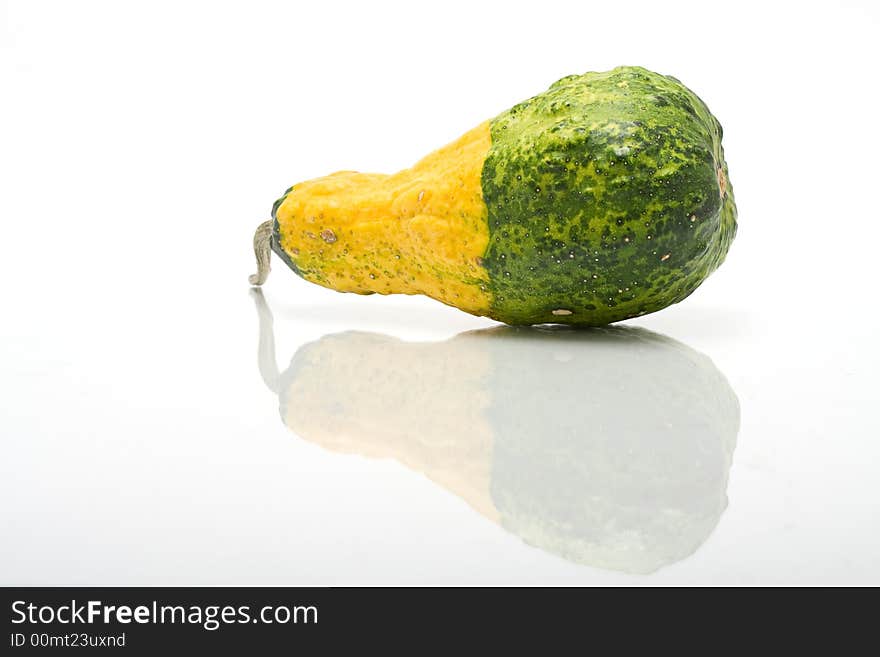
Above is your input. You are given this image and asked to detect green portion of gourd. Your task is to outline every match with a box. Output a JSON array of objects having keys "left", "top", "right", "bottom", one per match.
[
  {"left": 481, "top": 66, "right": 737, "bottom": 325},
  {"left": 270, "top": 186, "right": 301, "bottom": 276}
]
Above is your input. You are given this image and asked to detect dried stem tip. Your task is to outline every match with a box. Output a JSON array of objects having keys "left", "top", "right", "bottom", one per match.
[{"left": 249, "top": 220, "right": 274, "bottom": 286}]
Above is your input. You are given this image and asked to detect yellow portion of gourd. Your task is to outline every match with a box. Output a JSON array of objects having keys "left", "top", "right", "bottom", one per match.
[{"left": 274, "top": 121, "right": 492, "bottom": 315}]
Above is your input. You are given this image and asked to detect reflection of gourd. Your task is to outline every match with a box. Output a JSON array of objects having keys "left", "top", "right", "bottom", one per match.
[{"left": 253, "top": 291, "right": 739, "bottom": 574}]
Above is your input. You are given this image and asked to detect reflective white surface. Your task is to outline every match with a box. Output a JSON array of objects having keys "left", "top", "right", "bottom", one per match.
[
  {"left": 2, "top": 1, "right": 879, "bottom": 584},
  {"left": 254, "top": 291, "right": 741, "bottom": 576}
]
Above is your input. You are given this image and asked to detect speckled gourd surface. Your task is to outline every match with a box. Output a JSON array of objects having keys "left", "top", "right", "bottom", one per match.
[{"left": 271, "top": 66, "right": 737, "bottom": 325}]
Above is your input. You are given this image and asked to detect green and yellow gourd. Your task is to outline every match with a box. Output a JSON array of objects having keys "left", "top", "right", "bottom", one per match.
[{"left": 250, "top": 66, "right": 737, "bottom": 325}]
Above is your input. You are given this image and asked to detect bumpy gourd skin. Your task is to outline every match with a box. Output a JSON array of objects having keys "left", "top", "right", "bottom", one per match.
[
  {"left": 272, "top": 123, "right": 492, "bottom": 315},
  {"left": 482, "top": 67, "right": 736, "bottom": 324},
  {"left": 271, "top": 66, "right": 737, "bottom": 325}
]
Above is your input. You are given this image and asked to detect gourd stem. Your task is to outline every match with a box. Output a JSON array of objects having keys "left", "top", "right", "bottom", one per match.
[
  {"left": 248, "top": 219, "right": 274, "bottom": 286},
  {"left": 250, "top": 288, "right": 280, "bottom": 393}
]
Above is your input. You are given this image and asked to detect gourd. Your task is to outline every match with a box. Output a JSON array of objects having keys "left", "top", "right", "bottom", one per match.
[
  {"left": 250, "top": 66, "right": 736, "bottom": 326},
  {"left": 252, "top": 291, "right": 740, "bottom": 573}
]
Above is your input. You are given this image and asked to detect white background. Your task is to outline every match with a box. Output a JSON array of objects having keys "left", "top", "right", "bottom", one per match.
[{"left": 2, "top": 0, "right": 878, "bottom": 584}]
